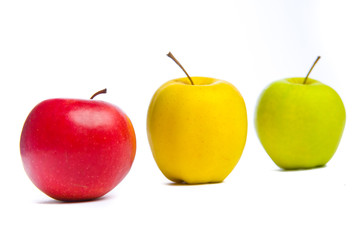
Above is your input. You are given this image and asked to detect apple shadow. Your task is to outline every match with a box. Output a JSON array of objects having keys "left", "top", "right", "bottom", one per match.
[
  {"left": 164, "top": 181, "right": 223, "bottom": 186},
  {"left": 274, "top": 164, "right": 327, "bottom": 172},
  {"left": 35, "top": 194, "right": 113, "bottom": 205}
]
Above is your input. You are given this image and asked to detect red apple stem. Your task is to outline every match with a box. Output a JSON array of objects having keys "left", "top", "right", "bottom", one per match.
[
  {"left": 303, "top": 56, "right": 321, "bottom": 84},
  {"left": 90, "top": 88, "right": 107, "bottom": 99},
  {"left": 167, "top": 52, "right": 194, "bottom": 85}
]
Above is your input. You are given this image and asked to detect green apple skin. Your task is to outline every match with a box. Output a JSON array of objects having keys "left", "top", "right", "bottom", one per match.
[{"left": 255, "top": 77, "right": 346, "bottom": 170}]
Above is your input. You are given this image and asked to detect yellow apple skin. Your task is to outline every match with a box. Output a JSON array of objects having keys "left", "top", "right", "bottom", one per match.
[
  {"left": 147, "top": 77, "right": 247, "bottom": 184},
  {"left": 255, "top": 78, "right": 346, "bottom": 170}
]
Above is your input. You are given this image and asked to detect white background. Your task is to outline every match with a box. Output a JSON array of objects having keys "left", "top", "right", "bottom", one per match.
[{"left": 1, "top": 0, "right": 359, "bottom": 239}]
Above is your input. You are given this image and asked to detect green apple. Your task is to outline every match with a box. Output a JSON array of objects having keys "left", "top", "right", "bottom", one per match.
[
  {"left": 255, "top": 57, "right": 346, "bottom": 170},
  {"left": 147, "top": 52, "right": 247, "bottom": 184}
]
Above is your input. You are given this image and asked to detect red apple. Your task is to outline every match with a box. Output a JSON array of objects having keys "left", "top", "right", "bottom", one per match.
[{"left": 20, "top": 89, "right": 136, "bottom": 201}]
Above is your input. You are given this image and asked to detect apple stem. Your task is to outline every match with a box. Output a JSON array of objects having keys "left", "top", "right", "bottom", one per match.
[
  {"left": 167, "top": 52, "right": 194, "bottom": 85},
  {"left": 90, "top": 88, "right": 107, "bottom": 99},
  {"left": 303, "top": 56, "right": 321, "bottom": 84}
]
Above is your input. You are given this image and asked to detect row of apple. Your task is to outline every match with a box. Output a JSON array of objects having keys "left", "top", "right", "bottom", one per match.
[{"left": 19, "top": 53, "right": 346, "bottom": 202}]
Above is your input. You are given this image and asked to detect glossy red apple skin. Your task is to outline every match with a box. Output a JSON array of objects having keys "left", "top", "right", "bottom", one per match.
[{"left": 20, "top": 98, "right": 136, "bottom": 201}]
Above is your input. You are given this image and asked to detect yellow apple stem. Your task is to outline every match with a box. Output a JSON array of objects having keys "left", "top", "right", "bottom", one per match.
[
  {"left": 167, "top": 52, "right": 194, "bottom": 85},
  {"left": 303, "top": 56, "right": 321, "bottom": 84},
  {"left": 90, "top": 88, "right": 107, "bottom": 99}
]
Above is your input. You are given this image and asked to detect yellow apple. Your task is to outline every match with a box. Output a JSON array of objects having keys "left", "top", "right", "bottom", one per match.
[{"left": 147, "top": 53, "right": 247, "bottom": 184}]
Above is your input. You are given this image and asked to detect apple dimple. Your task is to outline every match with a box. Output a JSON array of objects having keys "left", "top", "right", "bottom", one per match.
[
  {"left": 285, "top": 78, "right": 319, "bottom": 85},
  {"left": 285, "top": 56, "right": 322, "bottom": 86},
  {"left": 174, "top": 77, "right": 218, "bottom": 86},
  {"left": 167, "top": 52, "right": 220, "bottom": 86}
]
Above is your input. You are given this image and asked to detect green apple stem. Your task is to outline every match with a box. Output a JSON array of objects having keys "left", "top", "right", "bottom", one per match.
[
  {"left": 303, "top": 56, "right": 321, "bottom": 84},
  {"left": 90, "top": 88, "right": 107, "bottom": 99},
  {"left": 167, "top": 52, "right": 194, "bottom": 85}
]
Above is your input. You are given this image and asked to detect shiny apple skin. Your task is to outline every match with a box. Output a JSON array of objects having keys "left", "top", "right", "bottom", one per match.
[{"left": 20, "top": 98, "right": 136, "bottom": 201}]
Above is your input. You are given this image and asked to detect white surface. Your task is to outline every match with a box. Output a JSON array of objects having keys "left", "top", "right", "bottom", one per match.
[{"left": 1, "top": 0, "right": 359, "bottom": 239}]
